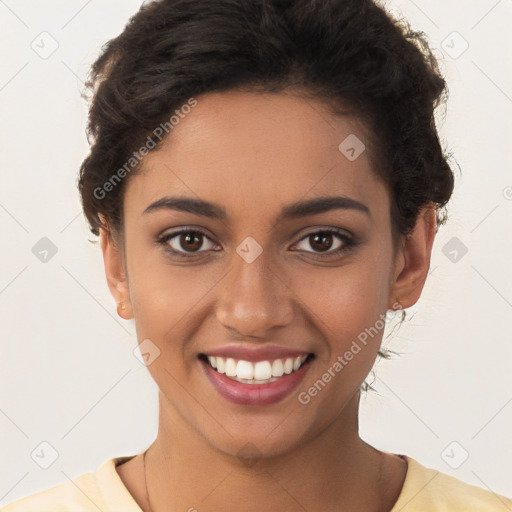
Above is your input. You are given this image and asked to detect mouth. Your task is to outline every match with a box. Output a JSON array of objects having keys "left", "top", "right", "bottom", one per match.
[
  {"left": 198, "top": 352, "right": 315, "bottom": 405},
  {"left": 199, "top": 353, "right": 314, "bottom": 384}
]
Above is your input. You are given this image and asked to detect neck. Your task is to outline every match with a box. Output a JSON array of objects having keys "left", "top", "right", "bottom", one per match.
[{"left": 142, "top": 390, "right": 402, "bottom": 512}]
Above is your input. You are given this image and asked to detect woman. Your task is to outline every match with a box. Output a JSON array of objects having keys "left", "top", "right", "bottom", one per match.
[{"left": 3, "top": 0, "right": 510, "bottom": 510}]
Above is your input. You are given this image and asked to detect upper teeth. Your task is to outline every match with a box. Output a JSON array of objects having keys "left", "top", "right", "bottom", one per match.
[{"left": 207, "top": 355, "right": 308, "bottom": 381}]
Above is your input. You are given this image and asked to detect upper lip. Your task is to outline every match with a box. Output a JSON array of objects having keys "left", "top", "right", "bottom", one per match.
[{"left": 201, "top": 345, "right": 313, "bottom": 362}]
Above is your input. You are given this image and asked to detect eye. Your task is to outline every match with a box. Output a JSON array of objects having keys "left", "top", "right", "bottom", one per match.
[
  {"left": 156, "top": 227, "right": 356, "bottom": 260},
  {"left": 292, "top": 228, "right": 354, "bottom": 258},
  {"left": 157, "top": 228, "right": 218, "bottom": 258}
]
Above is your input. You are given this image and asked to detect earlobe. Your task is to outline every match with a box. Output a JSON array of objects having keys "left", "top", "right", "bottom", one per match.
[
  {"left": 388, "top": 207, "right": 437, "bottom": 310},
  {"left": 99, "top": 222, "right": 133, "bottom": 319}
]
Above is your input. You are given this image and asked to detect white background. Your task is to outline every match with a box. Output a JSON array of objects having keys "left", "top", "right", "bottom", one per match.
[{"left": 1, "top": 0, "right": 511, "bottom": 505}]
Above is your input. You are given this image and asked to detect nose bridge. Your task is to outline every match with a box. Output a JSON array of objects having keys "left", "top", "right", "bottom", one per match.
[{"left": 216, "top": 240, "right": 294, "bottom": 337}]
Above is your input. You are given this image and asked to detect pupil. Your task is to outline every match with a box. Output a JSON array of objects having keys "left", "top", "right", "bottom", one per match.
[
  {"left": 311, "top": 233, "right": 332, "bottom": 252},
  {"left": 181, "top": 232, "right": 202, "bottom": 251}
]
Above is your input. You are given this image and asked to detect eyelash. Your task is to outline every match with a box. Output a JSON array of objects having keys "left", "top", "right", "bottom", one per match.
[{"left": 156, "top": 227, "right": 356, "bottom": 260}]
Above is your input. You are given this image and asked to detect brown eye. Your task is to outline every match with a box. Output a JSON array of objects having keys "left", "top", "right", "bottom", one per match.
[
  {"left": 308, "top": 232, "right": 335, "bottom": 252},
  {"left": 293, "top": 229, "right": 354, "bottom": 258},
  {"left": 158, "top": 229, "right": 217, "bottom": 257},
  {"left": 179, "top": 232, "right": 203, "bottom": 252}
]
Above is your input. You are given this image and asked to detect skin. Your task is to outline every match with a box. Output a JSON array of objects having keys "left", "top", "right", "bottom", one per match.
[{"left": 101, "top": 90, "right": 437, "bottom": 511}]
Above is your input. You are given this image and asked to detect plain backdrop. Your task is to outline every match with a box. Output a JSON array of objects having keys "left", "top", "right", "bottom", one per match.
[{"left": 1, "top": 0, "right": 511, "bottom": 505}]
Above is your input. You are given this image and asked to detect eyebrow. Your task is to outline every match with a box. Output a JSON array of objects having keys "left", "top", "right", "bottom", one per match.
[{"left": 142, "top": 195, "right": 371, "bottom": 221}]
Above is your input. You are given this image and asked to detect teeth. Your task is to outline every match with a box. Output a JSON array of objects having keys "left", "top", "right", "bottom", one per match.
[
  {"left": 236, "top": 360, "right": 254, "bottom": 380},
  {"left": 254, "top": 361, "right": 272, "bottom": 380},
  {"left": 216, "top": 357, "right": 225, "bottom": 374},
  {"left": 271, "top": 359, "right": 284, "bottom": 377},
  {"left": 225, "top": 357, "right": 237, "bottom": 377},
  {"left": 205, "top": 354, "right": 309, "bottom": 383}
]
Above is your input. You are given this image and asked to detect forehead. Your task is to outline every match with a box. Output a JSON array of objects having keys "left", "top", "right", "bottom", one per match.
[{"left": 124, "top": 90, "right": 388, "bottom": 223}]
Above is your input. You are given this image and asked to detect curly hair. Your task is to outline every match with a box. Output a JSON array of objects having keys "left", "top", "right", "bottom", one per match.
[{"left": 77, "top": 0, "right": 454, "bottom": 243}]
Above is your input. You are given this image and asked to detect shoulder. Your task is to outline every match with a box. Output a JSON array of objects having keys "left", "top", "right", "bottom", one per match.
[
  {"left": 0, "top": 456, "right": 139, "bottom": 512},
  {"left": 392, "top": 456, "right": 512, "bottom": 511},
  {"left": 0, "top": 471, "right": 100, "bottom": 512}
]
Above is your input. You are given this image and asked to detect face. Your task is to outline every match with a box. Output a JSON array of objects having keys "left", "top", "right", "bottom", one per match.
[{"left": 102, "top": 90, "right": 433, "bottom": 459}]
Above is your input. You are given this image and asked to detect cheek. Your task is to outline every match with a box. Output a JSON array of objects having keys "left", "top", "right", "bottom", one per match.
[
  {"left": 295, "top": 257, "right": 393, "bottom": 350},
  {"left": 126, "top": 252, "right": 225, "bottom": 355}
]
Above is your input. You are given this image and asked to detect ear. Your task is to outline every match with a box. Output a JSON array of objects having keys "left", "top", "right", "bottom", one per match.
[
  {"left": 99, "top": 219, "right": 133, "bottom": 320},
  {"left": 388, "top": 206, "right": 437, "bottom": 310}
]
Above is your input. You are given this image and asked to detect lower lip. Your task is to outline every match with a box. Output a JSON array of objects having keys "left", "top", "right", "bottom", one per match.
[{"left": 201, "top": 358, "right": 312, "bottom": 406}]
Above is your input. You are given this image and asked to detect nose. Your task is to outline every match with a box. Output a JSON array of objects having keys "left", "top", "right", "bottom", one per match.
[{"left": 215, "top": 247, "right": 295, "bottom": 339}]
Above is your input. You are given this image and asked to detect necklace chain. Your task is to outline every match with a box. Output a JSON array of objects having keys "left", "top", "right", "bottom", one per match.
[{"left": 143, "top": 450, "right": 155, "bottom": 512}]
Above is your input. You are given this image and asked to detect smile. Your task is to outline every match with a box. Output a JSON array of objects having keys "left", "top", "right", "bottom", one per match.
[
  {"left": 199, "top": 351, "right": 315, "bottom": 405},
  {"left": 204, "top": 354, "right": 311, "bottom": 384}
]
